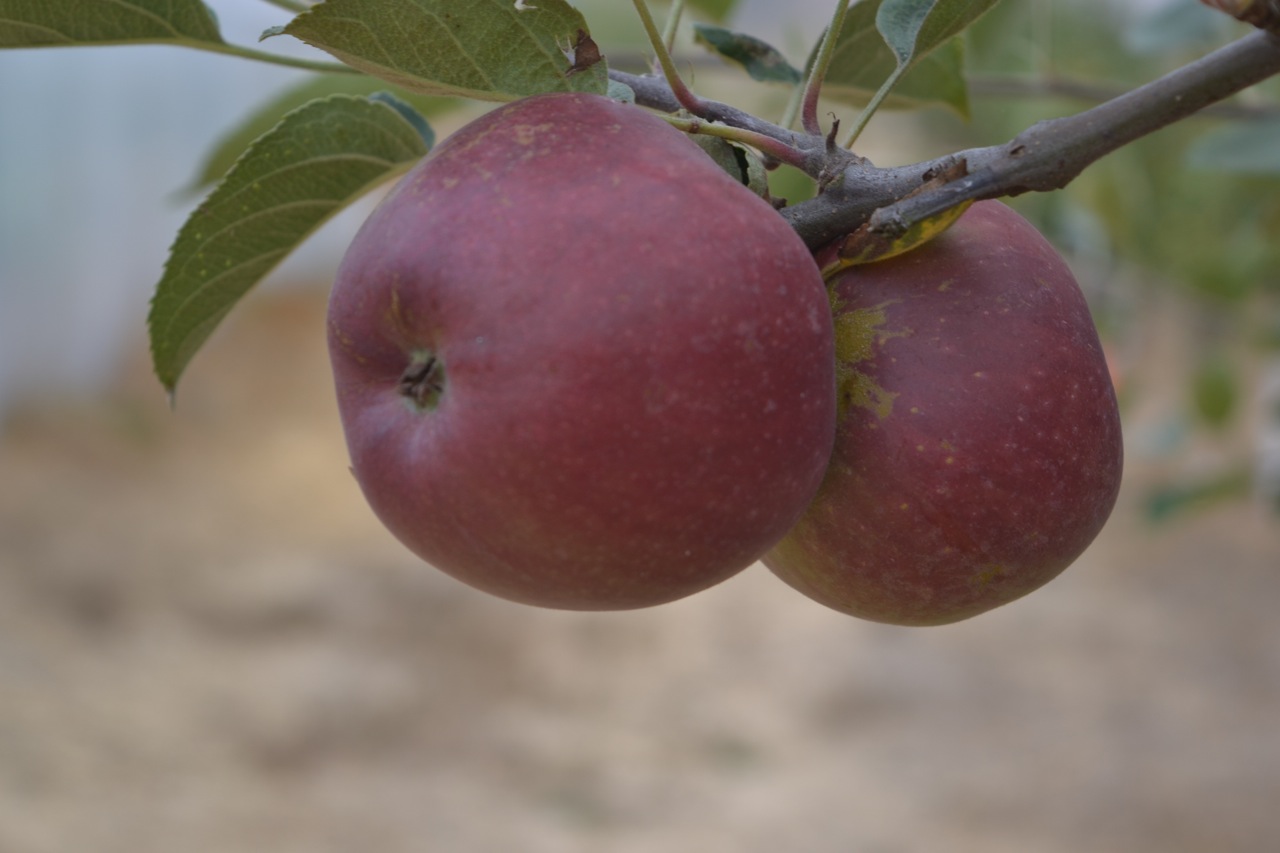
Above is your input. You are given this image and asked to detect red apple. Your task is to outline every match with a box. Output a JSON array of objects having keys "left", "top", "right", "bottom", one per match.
[
  {"left": 764, "top": 201, "right": 1123, "bottom": 626},
  {"left": 328, "top": 92, "right": 836, "bottom": 610}
]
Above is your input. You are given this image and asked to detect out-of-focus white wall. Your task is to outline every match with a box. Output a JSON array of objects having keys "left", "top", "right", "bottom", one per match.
[{"left": 0, "top": 4, "right": 357, "bottom": 419}]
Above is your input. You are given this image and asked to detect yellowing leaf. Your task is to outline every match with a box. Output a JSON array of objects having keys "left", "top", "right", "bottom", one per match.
[{"left": 822, "top": 200, "right": 972, "bottom": 277}]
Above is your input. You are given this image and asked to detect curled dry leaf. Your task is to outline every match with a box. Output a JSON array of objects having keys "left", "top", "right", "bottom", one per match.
[{"left": 565, "top": 29, "right": 603, "bottom": 77}]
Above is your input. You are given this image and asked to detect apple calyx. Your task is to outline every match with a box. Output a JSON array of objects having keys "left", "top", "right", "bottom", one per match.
[{"left": 398, "top": 352, "right": 445, "bottom": 411}]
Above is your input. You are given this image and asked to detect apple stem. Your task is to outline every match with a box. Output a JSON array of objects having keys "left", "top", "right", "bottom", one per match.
[{"left": 398, "top": 353, "right": 445, "bottom": 410}]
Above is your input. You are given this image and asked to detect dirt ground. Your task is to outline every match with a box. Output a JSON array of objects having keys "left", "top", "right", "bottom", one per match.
[{"left": 1, "top": 286, "right": 1278, "bottom": 853}]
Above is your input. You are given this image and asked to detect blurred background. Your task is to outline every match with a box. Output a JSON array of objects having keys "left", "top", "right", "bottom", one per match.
[{"left": 1, "top": 1, "right": 1279, "bottom": 850}]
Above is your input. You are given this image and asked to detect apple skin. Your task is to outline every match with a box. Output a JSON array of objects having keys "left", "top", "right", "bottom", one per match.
[
  {"left": 763, "top": 201, "right": 1123, "bottom": 626},
  {"left": 327, "top": 92, "right": 836, "bottom": 610}
]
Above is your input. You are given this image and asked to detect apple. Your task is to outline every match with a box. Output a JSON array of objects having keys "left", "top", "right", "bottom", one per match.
[
  {"left": 764, "top": 201, "right": 1123, "bottom": 626},
  {"left": 327, "top": 92, "right": 836, "bottom": 610}
]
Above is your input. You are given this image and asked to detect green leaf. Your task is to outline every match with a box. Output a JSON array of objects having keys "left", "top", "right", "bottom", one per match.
[
  {"left": 0, "top": 0, "right": 223, "bottom": 48},
  {"left": 822, "top": 19, "right": 969, "bottom": 115},
  {"left": 149, "top": 93, "right": 432, "bottom": 393},
  {"left": 818, "top": 1, "right": 972, "bottom": 115},
  {"left": 265, "top": 0, "right": 608, "bottom": 101},
  {"left": 876, "top": 0, "right": 1000, "bottom": 67},
  {"left": 693, "top": 23, "right": 802, "bottom": 84},
  {"left": 690, "top": 135, "right": 769, "bottom": 198},
  {"left": 1186, "top": 118, "right": 1280, "bottom": 174},
  {"left": 824, "top": 0, "right": 1001, "bottom": 140},
  {"left": 877, "top": 0, "right": 935, "bottom": 65},
  {"left": 859, "top": 0, "right": 1000, "bottom": 129},
  {"left": 186, "top": 75, "right": 459, "bottom": 191},
  {"left": 369, "top": 91, "right": 436, "bottom": 148},
  {"left": 607, "top": 78, "right": 636, "bottom": 102}
]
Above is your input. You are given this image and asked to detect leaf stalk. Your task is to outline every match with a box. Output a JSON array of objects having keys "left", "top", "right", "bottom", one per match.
[
  {"left": 630, "top": 0, "right": 710, "bottom": 116},
  {"left": 662, "top": 0, "right": 688, "bottom": 54},
  {"left": 795, "top": 0, "right": 852, "bottom": 135}
]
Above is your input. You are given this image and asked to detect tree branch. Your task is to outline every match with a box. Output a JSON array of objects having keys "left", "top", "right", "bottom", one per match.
[
  {"left": 784, "top": 31, "right": 1280, "bottom": 249},
  {"left": 616, "top": 32, "right": 1280, "bottom": 251}
]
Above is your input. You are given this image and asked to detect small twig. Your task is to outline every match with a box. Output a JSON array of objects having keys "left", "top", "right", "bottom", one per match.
[
  {"left": 661, "top": 0, "right": 687, "bottom": 54},
  {"left": 630, "top": 0, "right": 709, "bottom": 116},
  {"left": 797, "top": 0, "right": 852, "bottom": 135}
]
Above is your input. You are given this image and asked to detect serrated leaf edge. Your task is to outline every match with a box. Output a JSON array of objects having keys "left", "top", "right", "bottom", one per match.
[{"left": 148, "top": 94, "right": 430, "bottom": 392}]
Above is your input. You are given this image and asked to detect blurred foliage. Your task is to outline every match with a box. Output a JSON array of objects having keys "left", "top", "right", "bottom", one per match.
[
  {"left": 1144, "top": 466, "right": 1253, "bottom": 522},
  {"left": 947, "top": 0, "right": 1280, "bottom": 519},
  {"left": 575, "top": 0, "right": 735, "bottom": 53},
  {"left": 1191, "top": 353, "right": 1241, "bottom": 430},
  {"left": 955, "top": 0, "right": 1280, "bottom": 304},
  {"left": 1188, "top": 117, "right": 1280, "bottom": 173}
]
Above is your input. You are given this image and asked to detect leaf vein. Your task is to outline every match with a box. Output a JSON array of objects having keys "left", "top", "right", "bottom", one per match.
[
  {"left": 99, "top": 0, "right": 188, "bottom": 38},
  {"left": 0, "top": 20, "right": 74, "bottom": 42}
]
